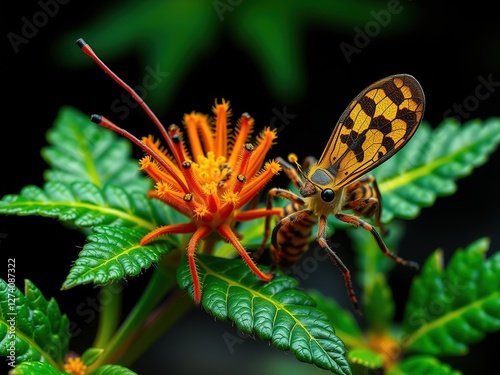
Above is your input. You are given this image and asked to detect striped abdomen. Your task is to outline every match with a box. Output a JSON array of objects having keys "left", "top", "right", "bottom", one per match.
[{"left": 270, "top": 202, "right": 316, "bottom": 268}]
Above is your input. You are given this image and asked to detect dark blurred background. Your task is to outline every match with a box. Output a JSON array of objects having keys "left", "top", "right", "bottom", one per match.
[{"left": 1, "top": 1, "right": 500, "bottom": 374}]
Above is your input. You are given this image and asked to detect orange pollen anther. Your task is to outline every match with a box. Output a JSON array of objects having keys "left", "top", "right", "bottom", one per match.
[{"left": 64, "top": 357, "right": 87, "bottom": 375}]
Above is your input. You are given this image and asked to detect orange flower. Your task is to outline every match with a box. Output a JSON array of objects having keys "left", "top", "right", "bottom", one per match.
[
  {"left": 78, "top": 39, "right": 282, "bottom": 304},
  {"left": 64, "top": 356, "right": 87, "bottom": 375}
]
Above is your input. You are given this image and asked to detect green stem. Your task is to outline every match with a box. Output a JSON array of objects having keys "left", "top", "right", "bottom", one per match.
[
  {"left": 116, "top": 289, "right": 193, "bottom": 367},
  {"left": 88, "top": 256, "right": 177, "bottom": 371},
  {"left": 93, "top": 283, "right": 122, "bottom": 348}
]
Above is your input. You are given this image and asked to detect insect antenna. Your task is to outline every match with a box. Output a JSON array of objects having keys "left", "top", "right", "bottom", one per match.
[{"left": 76, "top": 38, "right": 190, "bottom": 193}]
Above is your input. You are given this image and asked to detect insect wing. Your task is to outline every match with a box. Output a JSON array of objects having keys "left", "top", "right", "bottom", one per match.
[{"left": 317, "top": 74, "right": 425, "bottom": 188}]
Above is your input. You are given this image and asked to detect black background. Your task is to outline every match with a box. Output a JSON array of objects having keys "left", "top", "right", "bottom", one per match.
[{"left": 2, "top": 1, "right": 500, "bottom": 374}]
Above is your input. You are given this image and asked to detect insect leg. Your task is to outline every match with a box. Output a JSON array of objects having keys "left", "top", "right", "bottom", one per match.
[
  {"left": 253, "top": 188, "right": 305, "bottom": 260},
  {"left": 335, "top": 212, "right": 419, "bottom": 269},
  {"left": 342, "top": 196, "right": 379, "bottom": 211},
  {"left": 316, "top": 214, "right": 360, "bottom": 314},
  {"left": 253, "top": 156, "right": 308, "bottom": 260}
]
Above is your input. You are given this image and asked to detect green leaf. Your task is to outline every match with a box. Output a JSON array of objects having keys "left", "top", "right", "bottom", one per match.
[
  {"left": 388, "top": 355, "right": 461, "bottom": 375},
  {"left": 401, "top": 238, "right": 500, "bottom": 355},
  {"left": 81, "top": 347, "right": 104, "bottom": 366},
  {"left": 308, "top": 289, "right": 364, "bottom": 350},
  {"left": 62, "top": 226, "right": 172, "bottom": 289},
  {"left": 363, "top": 274, "right": 395, "bottom": 333},
  {"left": 376, "top": 118, "right": 500, "bottom": 222},
  {"left": 177, "top": 254, "right": 351, "bottom": 375},
  {"left": 0, "top": 181, "right": 184, "bottom": 237},
  {"left": 0, "top": 280, "right": 70, "bottom": 367},
  {"left": 42, "top": 106, "right": 150, "bottom": 193},
  {"left": 9, "top": 361, "right": 70, "bottom": 375},
  {"left": 89, "top": 364, "right": 137, "bottom": 375},
  {"left": 347, "top": 348, "right": 385, "bottom": 369}
]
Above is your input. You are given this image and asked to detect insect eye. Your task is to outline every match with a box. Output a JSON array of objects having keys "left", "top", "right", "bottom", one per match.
[{"left": 321, "top": 189, "right": 335, "bottom": 202}]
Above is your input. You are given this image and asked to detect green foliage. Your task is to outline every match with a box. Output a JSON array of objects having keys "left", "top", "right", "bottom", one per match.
[
  {"left": 310, "top": 238, "right": 500, "bottom": 374},
  {"left": 375, "top": 118, "right": 500, "bottom": 222},
  {"left": 54, "top": 0, "right": 418, "bottom": 111},
  {"left": 402, "top": 238, "right": 500, "bottom": 355},
  {"left": 177, "top": 254, "right": 351, "bottom": 375},
  {"left": 8, "top": 361, "right": 71, "bottom": 375},
  {"left": 0, "top": 279, "right": 70, "bottom": 367},
  {"left": 0, "top": 181, "right": 176, "bottom": 232},
  {"left": 388, "top": 355, "right": 461, "bottom": 375},
  {"left": 2, "top": 106, "right": 500, "bottom": 373},
  {"left": 42, "top": 106, "right": 150, "bottom": 193},
  {"left": 62, "top": 225, "right": 171, "bottom": 289},
  {"left": 9, "top": 360, "right": 138, "bottom": 375},
  {"left": 89, "top": 364, "right": 138, "bottom": 375}
]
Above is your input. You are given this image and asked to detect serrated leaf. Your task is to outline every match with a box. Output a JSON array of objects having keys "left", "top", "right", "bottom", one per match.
[
  {"left": 62, "top": 226, "right": 172, "bottom": 289},
  {"left": 388, "top": 355, "right": 461, "bottom": 375},
  {"left": 177, "top": 254, "right": 351, "bottom": 375},
  {"left": 375, "top": 118, "right": 500, "bottom": 222},
  {"left": 0, "top": 181, "right": 184, "bottom": 240},
  {"left": 401, "top": 238, "right": 500, "bottom": 355},
  {"left": 308, "top": 290, "right": 364, "bottom": 349},
  {"left": 0, "top": 280, "right": 70, "bottom": 367},
  {"left": 9, "top": 361, "right": 70, "bottom": 375},
  {"left": 89, "top": 364, "right": 137, "bottom": 375},
  {"left": 42, "top": 106, "right": 150, "bottom": 193}
]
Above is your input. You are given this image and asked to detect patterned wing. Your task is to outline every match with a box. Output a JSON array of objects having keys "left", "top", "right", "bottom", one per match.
[{"left": 317, "top": 74, "right": 425, "bottom": 188}]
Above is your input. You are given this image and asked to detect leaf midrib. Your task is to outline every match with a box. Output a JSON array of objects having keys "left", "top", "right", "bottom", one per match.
[
  {"left": 403, "top": 291, "right": 500, "bottom": 351},
  {"left": 199, "top": 258, "right": 345, "bottom": 367},
  {"left": 379, "top": 131, "right": 494, "bottom": 193},
  {"left": 0, "top": 200, "right": 155, "bottom": 231}
]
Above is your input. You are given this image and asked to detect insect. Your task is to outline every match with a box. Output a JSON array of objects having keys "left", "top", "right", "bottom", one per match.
[{"left": 255, "top": 74, "right": 425, "bottom": 311}]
